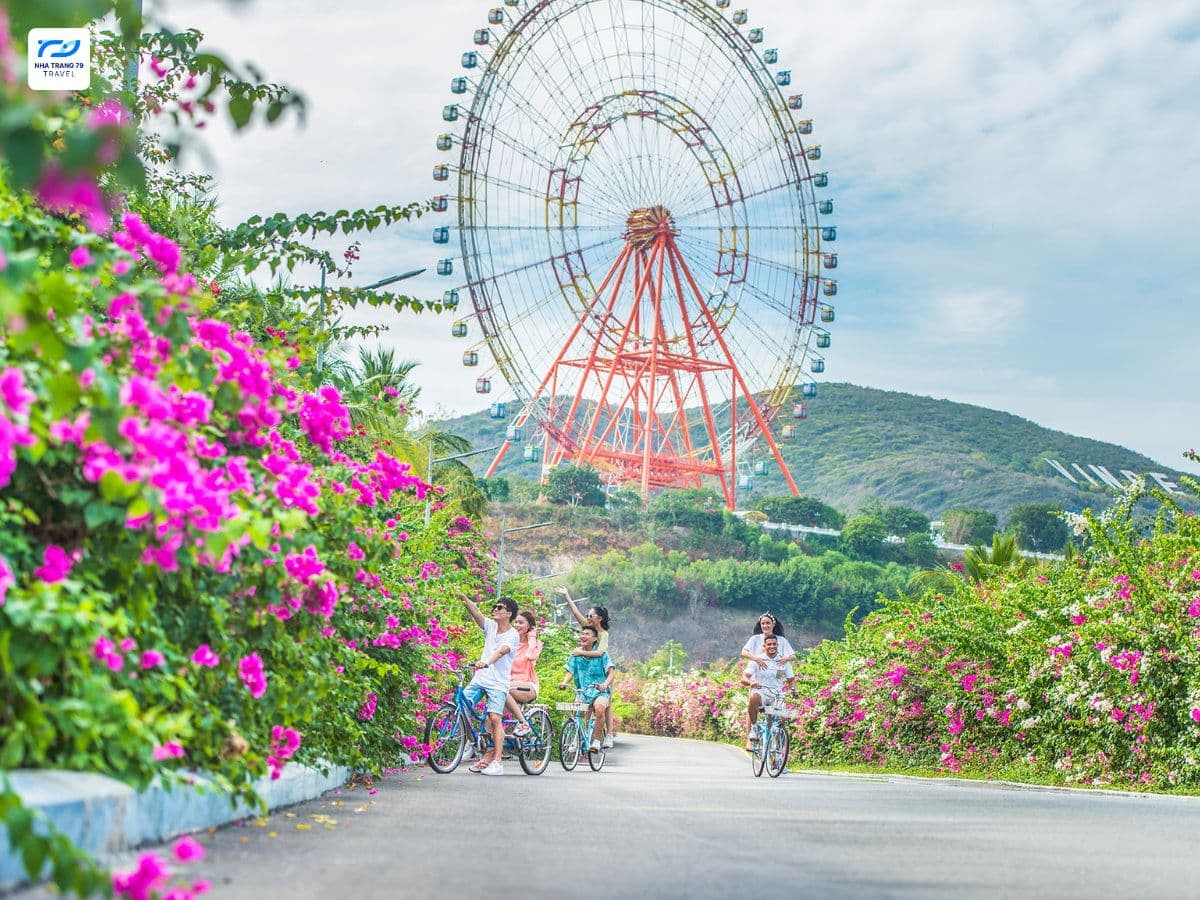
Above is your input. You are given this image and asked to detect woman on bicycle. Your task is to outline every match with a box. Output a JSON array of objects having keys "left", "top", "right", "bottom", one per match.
[
  {"left": 506, "top": 609, "right": 543, "bottom": 736},
  {"left": 557, "top": 586, "right": 615, "bottom": 748},
  {"left": 741, "top": 612, "right": 796, "bottom": 667}
]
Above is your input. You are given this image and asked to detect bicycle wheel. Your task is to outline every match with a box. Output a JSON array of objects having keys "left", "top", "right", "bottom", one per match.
[
  {"left": 424, "top": 704, "right": 466, "bottom": 774},
  {"left": 751, "top": 722, "right": 768, "bottom": 778},
  {"left": 586, "top": 716, "right": 606, "bottom": 772},
  {"left": 519, "top": 708, "right": 553, "bottom": 776},
  {"left": 559, "top": 716, "right": 582, "bottom": 771},
  {"left": 766, "top": 722, "right": 790, "bottom": 778}
]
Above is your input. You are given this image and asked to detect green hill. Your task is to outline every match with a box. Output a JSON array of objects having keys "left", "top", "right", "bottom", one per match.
[{"left": 439, "top": 383, "right": 1189, "bottom": 517}]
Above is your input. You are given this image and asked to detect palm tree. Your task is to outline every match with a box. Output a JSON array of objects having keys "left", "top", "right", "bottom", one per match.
[
  {"left": 909, "top": 532, "right": 1030, "bottom": 594},
  {"left": 329, "top": 352, "right": 490, "bottom": 521}
]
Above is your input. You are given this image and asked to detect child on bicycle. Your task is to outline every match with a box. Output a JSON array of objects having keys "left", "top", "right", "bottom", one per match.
[
  {"left": 741, "top": 634, "right": 795, "bottom": 751},
  {"left": 558, "top": 625, "right": 615, "bottom": 754},
  {"left": 463, "top": 595, "right": 520, "bottom": 776}
]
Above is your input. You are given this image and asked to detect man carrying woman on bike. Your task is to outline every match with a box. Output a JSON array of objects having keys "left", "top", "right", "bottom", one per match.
[
  {"left": 462, "top": 595, "right": 521, "bottom": 776},
  {"left": 558, "top": 624, "right": 615, "bottom": 754},
  {"left": 557, "top": 586, "right": 616, "bottom": 748},
  {"left": 741, "top": 633, "right": 794, "bottom": 751}
]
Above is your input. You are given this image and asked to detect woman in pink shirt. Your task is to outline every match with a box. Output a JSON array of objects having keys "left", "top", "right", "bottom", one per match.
[{"left": 507, "top": 609, "right": 543, "bottom": 735}]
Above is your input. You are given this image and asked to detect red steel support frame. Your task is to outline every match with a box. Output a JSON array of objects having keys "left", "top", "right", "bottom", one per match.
[{"left": 486, "top": 206, "right": 799, "bottom": 508}]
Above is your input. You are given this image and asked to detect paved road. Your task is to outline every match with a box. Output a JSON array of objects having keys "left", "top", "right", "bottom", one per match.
[{"left": 179, "top": 734, "right": 1200, "bottom": 898}]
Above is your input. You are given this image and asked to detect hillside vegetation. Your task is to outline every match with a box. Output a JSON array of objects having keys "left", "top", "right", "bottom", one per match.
[{"left": 441, "top": 383, "right": 1188, "bottom": 516}]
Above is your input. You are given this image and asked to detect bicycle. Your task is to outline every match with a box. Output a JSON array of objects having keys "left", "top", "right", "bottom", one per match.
[
  {"left": 423, "top": 666, "right": 553, "bottom": 776},
  {"left": 556, "top": 688, "right": 607, "bottom": 772},
  {"left": 749, "top": 696, "right": 792, "bottom": 778}
]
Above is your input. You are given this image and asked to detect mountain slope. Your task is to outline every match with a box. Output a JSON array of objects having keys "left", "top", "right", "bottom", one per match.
[{"left": 439, "top": 383, "right": 1189, "bottom": 516}]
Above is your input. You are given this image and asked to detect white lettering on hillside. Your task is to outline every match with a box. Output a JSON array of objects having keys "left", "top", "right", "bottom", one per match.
[{"left": 1044, "top": 460, "right": 1187, "bottom": 496}]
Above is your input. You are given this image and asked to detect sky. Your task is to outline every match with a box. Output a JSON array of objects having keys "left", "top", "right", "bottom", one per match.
[{"left": 156, "top": 0, "right": 1199, "bottom": 473}]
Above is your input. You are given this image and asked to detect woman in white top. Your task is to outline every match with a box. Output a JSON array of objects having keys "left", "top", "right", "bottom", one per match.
[{"left": 740, "top": 612, "right": 796, "bottom": 666}]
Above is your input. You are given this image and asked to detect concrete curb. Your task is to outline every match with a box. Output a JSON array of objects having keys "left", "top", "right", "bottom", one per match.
[
  {"left": 0, "top": 763, "right": 350, "bottom": 890},
  {"left": 792, "top": 768, "right": 1200, "bottom": 801}
]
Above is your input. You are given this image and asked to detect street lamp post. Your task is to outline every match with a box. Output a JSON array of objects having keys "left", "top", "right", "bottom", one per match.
[
  {"left": 423, "top": 434, "right": 501, "bottom": 525},
  {"left": 316, "top": 267, "right": 426, "bottom": 373},
  {"left": 496, "top": 518, "right": 553, "bottom": 598}
]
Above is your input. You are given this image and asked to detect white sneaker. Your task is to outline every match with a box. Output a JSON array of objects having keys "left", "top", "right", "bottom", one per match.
[
  {"left": 601, "top": 734, "right": 614, "bottom": 750},
  {"left": 480, "top": 761, "right": 504, "bottom": 776},
  {"left": 589, "top": 739, "right": 602, "bottom": 753}
]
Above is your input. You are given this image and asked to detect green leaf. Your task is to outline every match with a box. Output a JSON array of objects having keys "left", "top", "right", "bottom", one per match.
[{"left": 228, "top": 96, "right": 254, "bottom": 129}]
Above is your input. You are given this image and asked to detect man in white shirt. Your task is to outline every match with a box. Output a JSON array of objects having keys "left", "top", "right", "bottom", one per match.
[
  {"left": 463, "top": 596, "right": 520, "bottom": 776},
  {"left": 741, "top": 634, "right": 795, "bottom": 750}
]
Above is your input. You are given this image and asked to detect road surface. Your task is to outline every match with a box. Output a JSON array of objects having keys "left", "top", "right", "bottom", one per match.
[{"left": 149, "top": 735, "right": 1200, "bottom": 897}]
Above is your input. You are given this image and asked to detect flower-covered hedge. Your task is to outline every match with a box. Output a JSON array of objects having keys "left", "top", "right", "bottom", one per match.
[
  {"left": 0, "top": 3, "right": 505, "bottom": 894},
  {"left": 621, "top": 478, "right": 1200, "bottom": 791}
]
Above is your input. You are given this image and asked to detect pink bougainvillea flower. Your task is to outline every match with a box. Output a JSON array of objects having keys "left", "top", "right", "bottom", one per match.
[
  {"left": 34, "top": 545, "right": 76, "bottom": 583},
  {"left": 266, "top": 725, "right": 302, "bottom": 779},
  {"left": 172, "top": 836, "right": 205, "bottom": 863},
  {"left": 69, "top": 245, "right": 93, "bottom": 268},
  {"left": 35, "top": 166, "right": 112, "bottom": 233},
  {"left": 950, "top": 562, "right": 964, "bottom": 572},
  {"left": 87, "top": 98, "right": 130, "bottom": 128},
  {"left": 238, "top": 653, "right": 267, "bottom": 698},
  {"left": 152, "top": 742, "right": 185, "bottom": 761},
  {"left": 191, "top": 644, "right": 220, "bottom": 667},
  {"left": 111, "top": 851, "right": 169, "bottom": 899},
  {"left": 0, "top": 555, "right": 12, "bottom": 606},
  {"left": 960, "top": 674, "right": 978, "bottom": 692},
  {"left": 1191, "top": 708, "right": 1200, "bottom": 724},
  {"left": 0, "top": 367, "right": 35, "bottom": 416},
  {"left": 140, "top": 649, "right": 165, "bottom": 669},
  {"left": 358, "top": 692, "right": 378, "bottom": 721}
]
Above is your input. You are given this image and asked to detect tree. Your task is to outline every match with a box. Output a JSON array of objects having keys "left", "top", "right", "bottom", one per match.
[
  {"left": 479, "top": 477, "right": 510, "bottom": 502},
  {"left": 963, "top": 533, "right": 1028, "bottom": 582},
  {"left": 840, "top": 514, "right": 888, "bottom": 559},
  {"left": 753, "top": 495, "right": 846, "bottom": 529},
  {"left": 1007, "top": 503, "right": 1069, "bottom": 552},
  {"left": 544, "top": 465, "right": 606, "bottom": 507},
  {"left": 638, "top": 640, "right": 690, "bottom": 677},
  {"left": 903, "top": 532, "right": 938, "bottom": 568},
  {"left": 883, "top": 504, "right": 930, "bottom": 537},
  {"left": 941, "top": 508, "right": 998, "bottom": 545}
]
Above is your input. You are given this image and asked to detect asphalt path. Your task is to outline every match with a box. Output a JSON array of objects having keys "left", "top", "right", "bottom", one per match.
[{"left": 157, "top": 735, "right": 1200, "bottom": 897}]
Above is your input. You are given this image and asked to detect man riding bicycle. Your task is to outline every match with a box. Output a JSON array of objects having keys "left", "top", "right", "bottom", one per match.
[
  {"left": 462, "top": 595, "right": 520, "bottom": 776},
  {"left": 558, "top": 625, "right": 615, "bottom": 754},
  {"left": 741, "top": 633, "right": 794, "bottom": 751}
]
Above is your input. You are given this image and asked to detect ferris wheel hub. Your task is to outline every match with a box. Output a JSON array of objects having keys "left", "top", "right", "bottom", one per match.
[{"left": 624, "top": 205, "right": 677, "bottom": 252}]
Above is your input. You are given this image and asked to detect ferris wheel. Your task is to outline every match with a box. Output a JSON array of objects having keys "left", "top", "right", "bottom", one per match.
[{"left": 433, "top": 0, "right": 838, "bottom": 508}]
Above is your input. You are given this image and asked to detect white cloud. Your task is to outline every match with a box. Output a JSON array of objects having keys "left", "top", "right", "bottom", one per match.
[
  {"left": 927, "top": 291, "right": 1025, "bottom": 343},
  {"left": 157, "top": 0, "right": 1200, "bottom": 474}
]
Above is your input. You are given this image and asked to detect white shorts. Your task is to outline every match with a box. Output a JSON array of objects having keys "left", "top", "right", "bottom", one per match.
[{"left": 754, "top": 687, "right": 783, "bottom": 708}]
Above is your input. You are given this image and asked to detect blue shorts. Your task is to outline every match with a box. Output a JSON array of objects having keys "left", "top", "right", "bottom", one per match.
[{"left": 464, "top": 680, "right": 507, "bottom": 717}]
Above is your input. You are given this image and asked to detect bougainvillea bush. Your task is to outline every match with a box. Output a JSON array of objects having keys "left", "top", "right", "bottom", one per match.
[
  {"left": 0, "top": 3, "right": 500, "bottom": 894},
  {"left": 622, "top": 476, "right": 1200, "bottom": 791},
  {"left": 617, "top": 671, "right": 745, "bottom": 743}
]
